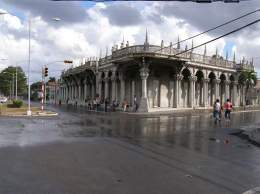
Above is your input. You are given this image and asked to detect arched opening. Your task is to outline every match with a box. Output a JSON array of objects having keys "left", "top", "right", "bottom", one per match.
[
  {"left": 181, "top": 68, "right": 191, "bottom": 108},
  {"left": 101, "top": 72, "right": 105, "bottom": 101},
  {"left": 108, "top": 71, "right": 112, "bottom": 103},
  {"left": 208, "top": 72, "right": 216, "bottom": 106},
  {"left": 229, "top": 74, "right": 235, "bottom": 105},
  {"left": 219, "top": 73, "right": 226, "bottom": 105},
  {"left": 116, "top": 71, "right": 121, "bottom": 103}
]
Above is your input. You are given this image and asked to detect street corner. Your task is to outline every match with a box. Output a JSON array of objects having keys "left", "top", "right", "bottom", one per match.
[{"left": 242, "top": 187, "right": 260, "bottom": 194}]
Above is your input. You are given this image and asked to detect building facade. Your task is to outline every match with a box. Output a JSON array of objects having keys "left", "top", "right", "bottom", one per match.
[
  {"left": 59, "top": 35, "right": 255, "bottom": 112},
  {"left": 48, "top": 81, "right": 60, "bottom": 105}
]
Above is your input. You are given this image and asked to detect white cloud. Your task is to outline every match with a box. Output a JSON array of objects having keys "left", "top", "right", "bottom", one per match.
[{"left": 0, "top": 2, "right": 260, "bottom": 83}]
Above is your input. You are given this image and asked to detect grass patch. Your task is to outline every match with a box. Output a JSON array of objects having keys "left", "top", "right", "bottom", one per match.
[{"left": 0, "top": 103, "right": 41, "bottom": 116}]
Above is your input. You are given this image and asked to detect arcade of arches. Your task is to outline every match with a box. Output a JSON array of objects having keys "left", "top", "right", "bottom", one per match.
[{"left": 60, "top": 61, "right": 249, "bottom": 112}]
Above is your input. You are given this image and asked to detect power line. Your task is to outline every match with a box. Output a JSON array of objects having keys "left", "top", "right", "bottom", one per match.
[
  {"left": 157, "top": 8, "right": 260, "bottom": 52},
  {"left": 172, "top": 19, "right": 260, "bottom": 57}
]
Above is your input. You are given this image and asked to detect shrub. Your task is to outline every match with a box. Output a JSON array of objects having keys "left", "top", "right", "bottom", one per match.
[{"left": 12, "top": 100, "right": 23, "bottom": 108}]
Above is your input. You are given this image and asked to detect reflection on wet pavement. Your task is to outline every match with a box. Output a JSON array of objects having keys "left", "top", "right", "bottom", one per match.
[
  {"left": 0, "top": 106, "right": 260, "bottom": 194},
  {"left": 1, "top": 107, "right": 260, "bottom": 151}
]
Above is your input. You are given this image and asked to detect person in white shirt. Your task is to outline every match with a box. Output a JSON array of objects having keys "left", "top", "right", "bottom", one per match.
[{"left": 213, "top": 99, "right": 221, "bottom": 124}]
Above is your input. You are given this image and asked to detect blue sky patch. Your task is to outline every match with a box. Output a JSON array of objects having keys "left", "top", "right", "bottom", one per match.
[{"left": 223, "top": 41, "right": 235, "bottom": 60}]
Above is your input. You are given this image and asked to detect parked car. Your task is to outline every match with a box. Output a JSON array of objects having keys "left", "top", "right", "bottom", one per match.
[{"left": 0, "top": 97, "right": 8, "bottom": 103}]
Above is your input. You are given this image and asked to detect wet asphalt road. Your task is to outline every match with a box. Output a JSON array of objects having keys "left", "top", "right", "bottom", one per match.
[{"left": 0, "top": 105, "right": 260, "bottom": 194}]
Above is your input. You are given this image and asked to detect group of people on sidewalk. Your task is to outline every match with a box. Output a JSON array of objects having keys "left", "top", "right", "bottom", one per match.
[
  {"left": 66, "top": 94, "right": 139, "bottom": 112},
  {"left": 213, "top": 98, "right": 233, "bottom": 124},
  {"left": 122, "top": 95, "right": 139, "bottom": 112}
]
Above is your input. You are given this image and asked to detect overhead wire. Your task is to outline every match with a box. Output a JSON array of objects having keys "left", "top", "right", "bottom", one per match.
[
  {"left": 172, "top": 19, "right": 260, "bottom": 57},
  {"left": 156, "top": 8, "right": 260, "bottom": 52}
]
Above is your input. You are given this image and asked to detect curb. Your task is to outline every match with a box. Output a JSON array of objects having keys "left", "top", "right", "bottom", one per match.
[{"left": 0, "top": 112, "right": 58, "bottom": 117}]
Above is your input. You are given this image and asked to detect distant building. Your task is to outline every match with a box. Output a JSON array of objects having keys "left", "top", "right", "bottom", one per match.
[
  {"left": 47, "top": 81, "right": 60, "bottom": 105},
  {"left": 252, "top": 79, "right": 260, "bottom": 105}
]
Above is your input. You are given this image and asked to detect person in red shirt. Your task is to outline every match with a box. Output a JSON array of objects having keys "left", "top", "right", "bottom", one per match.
[{"left": 224, "top": 99, "right": 233, "bottom": 120}]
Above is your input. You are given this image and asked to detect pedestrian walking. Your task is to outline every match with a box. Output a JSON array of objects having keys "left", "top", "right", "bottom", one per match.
[
  {"left": 224, "top": 99, "right": 233, "bottom": 120},
  {"left": 213, "top": 99, "right": 221, "bottom": 124},
  {"left": 133, "top": 95, "right": 138, "bottom": 112},
  {"left": 122, "top": 99, "right": 128, "bottom": 112},
  {"left": 93, "top": 99, "right": 97, "bottom": 111}
]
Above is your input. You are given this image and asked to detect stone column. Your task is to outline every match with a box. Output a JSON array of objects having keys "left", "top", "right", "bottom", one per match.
[
  {"left": 224, "top": 80, "right": 230, "bottom": 101},
  {"left": 84, "top": 80, "right": 87, "bottom": 101},
  {"left": 111, "top": 71, "right": 117, "bottom": 101},
  {"left": 59, "top": 87, "right": 62, "bottom": 101},
  {"left": 203, "top": 78, "right": 210, "bottom": 107},
  {"left": 119, "top": 72, "right": 125, "bottom": 104},
  {"left": 104, "top": 72, "right": 109, "bottom": 100},
  {"left": 68, "top": 85, "right": 71, "bottom": 100},
  {"left": 232, "top": 81, "right": 238, "bottom": 106},
  {"left": 61, "top": 87, "right": 63, "bottom": 100},
  {"left": 67, "top": 85, "right": 69, "bottom": 100},
  {"left": 63, "top": 87, "right": 65, "bottom": 100},
  {"left": 131, "top": 80, "right": 135, "bottom": 105},
  {"left": 78, "top": 84, "right": 81, "bottom": 104},
  {"left": 174, "top": 74, "right": 183, "bottom": 108},
  {"left": 62, "top": 87, "right": 64, "bottom": 100},
  {"left": 91, "top": 80, "right": 95, "bottom": 99},
  {"left": 95, "top": 72, "right": 100, "bottom": 97},
  {"left": 74, "top": 84, "right": 77, "bottom": 100},
  {"left": 71, "top": 83, "right": 75, "bottom": 101},
  {"left": 188, "top": 75, "right": 197, "bottom": 108},
  {"left": 138, "top": 66, "right": 149, "bottom": 112},
  {"left": 74, "top": 83, "right": 78, "bottom": 101},
  {"left": 66, "top": 85, "right": 68, "bottom": 101},
  {"left": 98, "top": 81, "right": 102, "bottom": 99},
  {"left": 63, "top": 86, "right": 65, "bottom": 101},
  {"left": 71, "top": 84, "right": 74, "bottom": 100},
  {"left": 214, "top": 79, "right": 221, "bottom": 101}
]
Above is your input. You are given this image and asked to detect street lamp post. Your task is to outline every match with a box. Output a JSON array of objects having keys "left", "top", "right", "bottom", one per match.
[
  {"left": 26, "top": 18, "right": 31, "bottom": 115},
  {"left": 27, "top": 17, "right": 61, "bottom": 115},
  {"left": 12, "top": 72, "right": 14, "bottom": 99},
  {"left": 1, "top": 11, "right": 61, "bottom": 114},
  {"left": 15, "top": 65, "right": 17, "bottom": 100}
]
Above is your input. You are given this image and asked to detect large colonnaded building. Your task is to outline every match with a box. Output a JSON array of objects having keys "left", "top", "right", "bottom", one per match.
[{"left": 59, "top": 34, "right": 255, "bottom": 112}]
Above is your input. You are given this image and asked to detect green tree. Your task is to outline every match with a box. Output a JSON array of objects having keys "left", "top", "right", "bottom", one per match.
[
  {"left": 48, "top": 77, "right": 56, "bottom": 82},
  {"left": 238, "top": 70, "right": 257, "bottom": 104},
  {"left": 31, "top": 81, "right": 42, "bottom": 101},
  {"left": 0, "top": 66, "right": 27, "bottom": 97}
]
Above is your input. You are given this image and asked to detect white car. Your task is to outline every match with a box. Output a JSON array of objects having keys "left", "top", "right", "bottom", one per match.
[{"left": 0, "top": 97, "right": 8, "bottom": 103}]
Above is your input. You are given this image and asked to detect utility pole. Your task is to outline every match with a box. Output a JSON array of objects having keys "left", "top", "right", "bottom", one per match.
[
  {"left": 41, "top": 67, "right": 44, "bottom": 111},
  {"left": 44, "top": 66, "right": 48, "bottom": 110},
  {"left": 27, "top": 18, "right": 32, "bottom": 116},
  {"left": 15, "top": 66, "right": 17, "bottom": 100},
  {"left": 44, "top": 70, "right": 46, "bottom": 109},
  {"left": 12, "top": 73, "right": 14, "bottom": 99}
]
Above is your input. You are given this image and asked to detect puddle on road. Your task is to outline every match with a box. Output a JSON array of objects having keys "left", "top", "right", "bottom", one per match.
[{"left": 230, "top": 129, "right": 260, "bottom": 148}]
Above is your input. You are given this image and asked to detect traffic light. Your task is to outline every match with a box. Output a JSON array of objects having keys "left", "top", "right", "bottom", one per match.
[
  {"left": 64, "top": 60, "right": 73, "bottom": 64},
  {"left": 44, "top": 67, "right": 48, "bottom": 77}
]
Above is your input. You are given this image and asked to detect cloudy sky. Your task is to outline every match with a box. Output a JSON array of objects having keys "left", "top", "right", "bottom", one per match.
[{"left": 0, "top": 0, "right": 260, "bottom": 83}]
